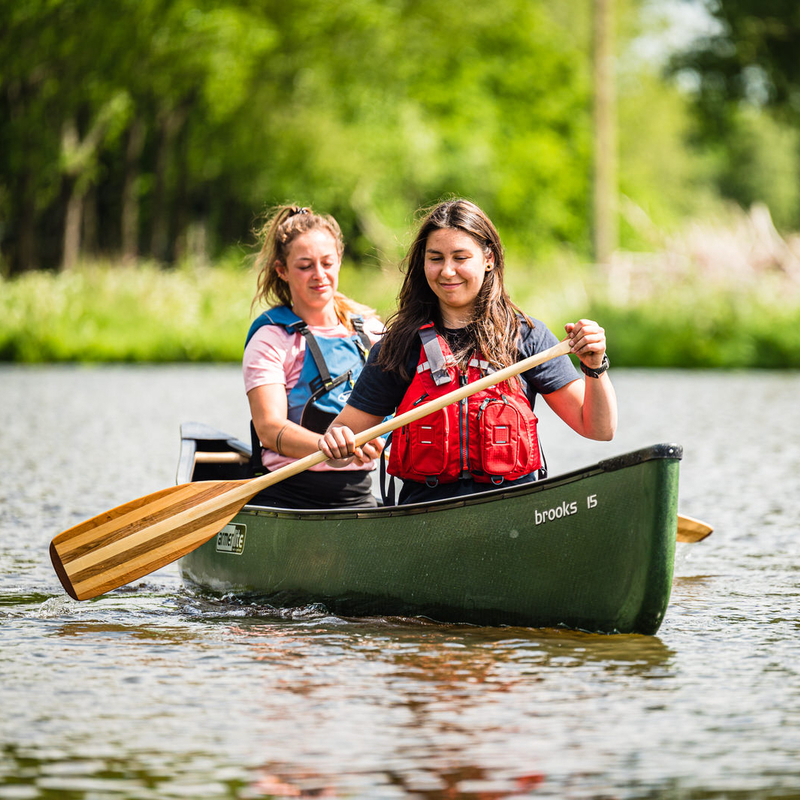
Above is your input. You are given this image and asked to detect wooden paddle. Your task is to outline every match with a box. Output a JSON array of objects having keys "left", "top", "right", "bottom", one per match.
[
  {"left": 676, "top": 514, "right": 713, "bottom": 543},
  {"left": 49, "top": 338, "right": 708, "bottom": 601}
]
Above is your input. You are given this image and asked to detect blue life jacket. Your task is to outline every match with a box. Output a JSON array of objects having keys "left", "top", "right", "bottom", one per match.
[{"left": 245, "top": 305, "right": 372, "bottom": 435}]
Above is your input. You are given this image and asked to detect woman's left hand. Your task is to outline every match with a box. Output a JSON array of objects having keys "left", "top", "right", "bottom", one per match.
[
  {"left": 318, "top": 427, "right": 385, "bottom": 468},
  {"left": 565, "top": 319, "right": 607, "bottom": 370},
  {"left": 352, "top": 436, "right": 385, "bottom": 467}
]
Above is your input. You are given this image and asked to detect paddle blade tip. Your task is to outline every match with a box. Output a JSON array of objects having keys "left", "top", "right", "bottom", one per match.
[
  {"left": 676, "top": 514, "right": 714, "bottom": 543},
  {"left": 49, "top": 539, "right": 81, "bottom": 601}
]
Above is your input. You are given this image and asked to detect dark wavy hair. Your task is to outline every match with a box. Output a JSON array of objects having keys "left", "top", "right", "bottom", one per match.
[
  {"left": 378, "top": 199, "right": 529, "bottom": 379},
  {"left": 252, "top": 204, "right": 373, "bottom": 328}
]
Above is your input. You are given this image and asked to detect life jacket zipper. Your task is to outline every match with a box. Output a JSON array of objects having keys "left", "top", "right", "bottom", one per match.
[{"left": 400, "top": 392, "right": 430, "bottom": 437}]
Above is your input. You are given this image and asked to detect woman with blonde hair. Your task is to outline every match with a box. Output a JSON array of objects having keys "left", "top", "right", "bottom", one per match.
[{"left": 244, "top": 204, "right": 385, "bottom": 508}]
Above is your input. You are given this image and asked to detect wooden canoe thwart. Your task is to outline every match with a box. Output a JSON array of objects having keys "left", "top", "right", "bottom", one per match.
[{"left": 177, "top": 424, "right": 689, "bottom": 635}]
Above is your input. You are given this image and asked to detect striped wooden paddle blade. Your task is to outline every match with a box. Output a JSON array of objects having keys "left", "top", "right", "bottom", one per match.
[{"left": 50, "top": 479, "right": 255, "bottom": 601}]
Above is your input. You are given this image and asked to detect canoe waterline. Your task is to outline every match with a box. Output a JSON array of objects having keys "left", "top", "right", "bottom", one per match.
[{"left": 177, "top": 426, "right": 680, "bottom": 635}]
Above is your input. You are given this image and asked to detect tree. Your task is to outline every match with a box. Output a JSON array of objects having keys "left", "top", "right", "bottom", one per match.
[
  {"left": 1, "top": 0, "right": 594, "bottom": 272},
  {"left": 670, "top": 2, "right": 800, "bottom": 228},
  {"left": 673, "top": 1, "right": 800, "bottom": 117},
  {"left": 593, "top": 0, "right": 618, "bottom": 264}
]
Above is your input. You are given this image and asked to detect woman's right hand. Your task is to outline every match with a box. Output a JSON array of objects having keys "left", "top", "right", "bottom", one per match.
[
  {"left": 319, "top": 406, "right": 386, "bottom": 467},
  {"left": 319, "top": 424, "right": 358, "bottom": 468}
]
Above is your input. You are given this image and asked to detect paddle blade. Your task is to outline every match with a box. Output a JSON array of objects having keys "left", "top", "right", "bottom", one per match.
[
  {"left": 50, "top": 479, "right": 254, "bottom": 601},
  {"left": 676, "top": 514, "right": 713, "bottom": 543}
]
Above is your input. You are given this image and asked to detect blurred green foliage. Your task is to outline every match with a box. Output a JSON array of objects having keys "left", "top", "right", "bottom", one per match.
[
  {"left": 669, "top": 0, "right": 800, "bottom": 232},
  {"left": 3, "top": 0, "right": 800, "bottom": 368},
  {"left": 3, "top": 256, "right": 799, "bottom": 368},
  {"left": 0, "top": 0, "right": 598, "bottom": 273},
  {"left": 6, "top": 0, "right": 794, "bottom": 276}
]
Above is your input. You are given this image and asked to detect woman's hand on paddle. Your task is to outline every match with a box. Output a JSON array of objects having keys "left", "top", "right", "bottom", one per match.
[
  {"left": 565, "top": 319, "right": 607, "bottom": 370},
  {"left": 353, "top": 435, "right": 385, "bottom": 467},
  {"left": 319, "top": 425, "right": 384, "bottom": 468}
]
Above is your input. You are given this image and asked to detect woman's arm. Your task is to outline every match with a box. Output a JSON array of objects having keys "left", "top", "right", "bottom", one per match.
[
  {"left": 247, "top": 384, "right": 324, "bottom": 458},
  {"left": 543, "top": 319, "right": 618, "bottom": 441},
  {"left": 318, "top": 405, "right": 385, "bottom": 467}
]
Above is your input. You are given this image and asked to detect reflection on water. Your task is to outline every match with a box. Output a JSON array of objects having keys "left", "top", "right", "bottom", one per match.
[{"left": 2, "top": 365, "right": 800, "bottom": 799}]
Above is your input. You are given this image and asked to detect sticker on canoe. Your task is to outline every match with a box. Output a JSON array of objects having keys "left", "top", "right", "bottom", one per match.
[
  {"left": 534, "top": 495, "right": 599, "bottom": 525},
  {"left": 216, "top": 523, "right": 246, "bottom": 555}
]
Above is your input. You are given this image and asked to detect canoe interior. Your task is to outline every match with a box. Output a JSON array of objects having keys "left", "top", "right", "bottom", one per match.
[{"left": 177, "top": 422, "right": 681, "bottom": 635}]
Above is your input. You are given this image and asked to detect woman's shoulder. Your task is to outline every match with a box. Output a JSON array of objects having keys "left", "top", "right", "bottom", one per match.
[
  {"left": 334, "top": 293, "right": 384, "bottom": 342},
  {"left": 243, "top": 324, "right": 299, "bottom": 368},
  {"left": 247, "top": 320, "right": 297, "bottom": 347},
  {"left": 361, "top": 314, "right": 386, "bottom": 342},
  {"left": 516, "top": 314, "right": 561, "bottom": 354},
  {"left": 363, "top": 330, "right": 419, "bottom": 378}
]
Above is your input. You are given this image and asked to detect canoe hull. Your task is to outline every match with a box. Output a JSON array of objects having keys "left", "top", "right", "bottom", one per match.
[{"left": 178, "top": 439, "right": 680, "bottom": 634}]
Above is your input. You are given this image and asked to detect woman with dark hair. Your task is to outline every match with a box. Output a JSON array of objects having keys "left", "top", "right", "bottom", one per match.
[
  {"left": 244, "top": 204, "right": 385, "bottom": 508},
  {"left": 319, "top": 199, "right": 617, "bottom": 505}
]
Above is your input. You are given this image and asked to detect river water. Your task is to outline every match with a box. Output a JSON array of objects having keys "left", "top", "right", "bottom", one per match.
[{"left": 1, "top": 364, "right": 799, "bottom": 799}]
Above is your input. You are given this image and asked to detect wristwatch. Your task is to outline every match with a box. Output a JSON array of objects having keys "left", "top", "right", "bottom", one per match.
[{"left": 580, "top": 353, "right": 610, "bottom": 378}]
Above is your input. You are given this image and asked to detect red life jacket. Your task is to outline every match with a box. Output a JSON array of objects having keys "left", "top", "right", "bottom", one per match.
[{"left": 387, "top": 324, "right": 541, "bottom": 485}]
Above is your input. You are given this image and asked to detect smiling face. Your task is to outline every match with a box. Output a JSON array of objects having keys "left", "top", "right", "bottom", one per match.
[
  {"left": 423, "top": 227, "right": 493, "bottom": 328},
  {"left": 276, "top": 229, "right": 341, "bottom": 324}
]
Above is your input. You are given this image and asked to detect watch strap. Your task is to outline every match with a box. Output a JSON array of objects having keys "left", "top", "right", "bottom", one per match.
[{"left": 580, "top": 353, "right": 610, "bottom": 378}]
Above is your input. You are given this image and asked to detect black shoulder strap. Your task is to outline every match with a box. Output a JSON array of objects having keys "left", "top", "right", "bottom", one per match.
[
  {"left": 294, "top": 322, "right": 334, "bottom": 389},
  {"left": 379, "top": 433, "right": 396, "bottom": 506},
  {"left": 249, "top": 420, "right": 266, "bottom": 477},
  {"left": 350, "top": 315, "right": 372, "bottom": 354}
]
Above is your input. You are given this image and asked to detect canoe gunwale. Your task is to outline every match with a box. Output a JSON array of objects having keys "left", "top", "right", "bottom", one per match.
[{"left": 236, "top": 442, "right": 683, "bottom": 521}]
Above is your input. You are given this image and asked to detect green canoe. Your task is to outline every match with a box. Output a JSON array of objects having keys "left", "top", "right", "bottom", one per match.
[{"left": 176, "top": 423, "right": 680, "bottom": 635}]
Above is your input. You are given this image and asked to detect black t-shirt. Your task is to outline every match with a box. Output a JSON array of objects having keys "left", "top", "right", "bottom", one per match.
[{"left": 348, "top": 317, "right": 579, "bottom": 417}]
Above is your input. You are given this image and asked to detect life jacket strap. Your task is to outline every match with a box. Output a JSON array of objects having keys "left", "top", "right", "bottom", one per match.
[
  {"left": 249, "top": 420, "right": 266, "bottom": 477},
  {"left": 468, "top": 357, "right": 495, "bottom": 373},
  {"left": 351, "top": 315, "right": 372, "bottom": 354},
  {"left": 293, "top": 321, "right": 334, "bottom": 389},
  {"left": 419, "top": 326, "right": 451, "bottom": 386},
  {"left": 294, "top": 316, "right": 370, "bottom": 391}
]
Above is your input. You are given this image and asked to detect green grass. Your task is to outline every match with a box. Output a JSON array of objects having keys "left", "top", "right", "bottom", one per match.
[
  {"left": 2, "top": 256, "right": 800, "bottom": 367},
  {"left": 1, "top": 262, "right": 256, "bottom": 363}
]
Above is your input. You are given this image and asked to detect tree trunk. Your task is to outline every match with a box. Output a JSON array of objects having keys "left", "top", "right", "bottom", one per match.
[
  {"left": 14, "top": 171, "right": 38, "bottom": 274},
  {"left": 150, "top": 109, "right": 184, "bottom": 263},
  {"left": 593, "top": 0, "right": 618, "bottom": 265},
  {"left": 171, "top": 119, "right": 190, "bottom": 264},
  {"left": 121, "top": 118, "right": 146, "bottom": 264},
  {"left": 58, "top": 98, "right": 128, "bottom": 270},
  {"left": 83, "top": 183, "right": 98, "bottom": 257},
  {"left": 62, "top": 178, "right": 84, "bottom": 271}
]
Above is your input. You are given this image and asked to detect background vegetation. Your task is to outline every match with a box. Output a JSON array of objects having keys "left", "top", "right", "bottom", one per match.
[{"left": 2, "top": 0, "right": 800, "bottom": 366}]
